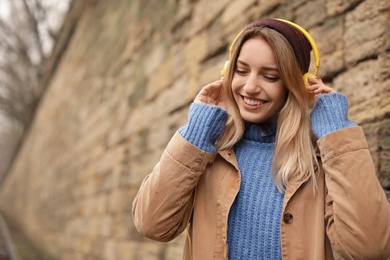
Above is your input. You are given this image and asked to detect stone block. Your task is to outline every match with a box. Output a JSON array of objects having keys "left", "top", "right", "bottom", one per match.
[
  {"left": 139, "top": 241, "right": 165, "bottom": 260},
  {"left": 174, "top": 0, "right": 193, "bottom": 27},
  {"left": 345, "top": 0, "right": 389, "bottom": 25},
  {"left": 198, "top": 54, "right": 226, "bottom": 87},
  {"left": 334, "top": 60, "right": 378, "bottom": 99},
  {"left": 106, "top": 189, "right": 121, "bottom": 214},
  {"left": 320, "top": 50, "right": 344, "bottom": 78},
  {"left": 184, "top": 31, "right": 209, "bottom": 74},
  {"left": 220, "top": 13, "right": 249, "bottom": 46},
  {"left": 220, "top": 0, "right": 257, "bottom": 26},
  {"left": 190, "top": 0, "right": 230, "bottom": 35},
  {"left": 99, "top": 214, "right": 113, "bottom": 238},
  {"left": 349, "top": 90, "right": 390, "bottom": 125},
  {"left": 124, "top": 102, "right": 164, "bottom": 136},
  {"left": 155, "top": 76, "right": 191, "bottom": 116},
  {"left": 379, "top": 119, "right": 390, "bottom": 193},
  {"left": 103, "top": 239, "right": 116, "bottom": 260},
  {"left": 311, "top": 16, "right": 345, "bottom": 77},
  {"left": 148, "top": 123, "right": 173, "bottom": 153},
  {"left": 344, "top": 16, "right": 387, "bottom": 65},
  {"left": 116, "top": 240, "right": 138, "bottom": 259},
  {"left": 379, "top": 150, "right": 390, "bottom": 193},
  {"left": 252, "top": 0, "right": 284, "bottom": 19},
  {"left": 379, "top": 119, "right": 390, "bottom": 149},
  {"left": 112, "top": 211, "right": 139, "bottom": 240},
  {"left": 170, "top": 44, "right": 187, "bottom": 80},
  {"left": 95, "top": 193, "right": 108, "bottom": 215},
  {"left": 344, "top": 0, "right": 389, "bottom": 64},
  {"left": 313, "top": 16, "right": 344, "bottom": 55},
  {"left": 326, "top": 0, "right": 361, "bottom": 16},
  {"left": 88, "top": 239, "right": 106, "bottom": 259},
  {"left": 146, "top": 53, "right": 174, "bottom": 101},
  {"left": 164, "top": 234, "right": 187, "bottom": 260},
  {"left": 294, "top": 0, "right": 327, "bottom": 29}
]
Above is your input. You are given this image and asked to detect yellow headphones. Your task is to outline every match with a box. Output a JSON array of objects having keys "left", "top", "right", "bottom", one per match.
[{"left": 220, "top": 18, "right": 320, "bottom": 87}]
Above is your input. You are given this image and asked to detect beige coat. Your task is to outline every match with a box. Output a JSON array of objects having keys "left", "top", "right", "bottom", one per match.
[{"left": 132, "top": 126, "right": 390, "bottom": 259}]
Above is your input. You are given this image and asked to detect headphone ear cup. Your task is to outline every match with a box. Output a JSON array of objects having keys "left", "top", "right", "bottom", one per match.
[
  {"left": 303, "top": 72, "right": 316, "bottom": 100},
  {"left": 220, "top": 60, "right": 229, "bottom": 77},
  {"left": 303, "top": 72, "right": 316, "bottom": 87}
]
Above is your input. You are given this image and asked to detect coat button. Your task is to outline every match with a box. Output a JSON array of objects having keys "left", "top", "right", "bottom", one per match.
[{"left": 283, "top": 213, "right": 293, "bottom": 224}]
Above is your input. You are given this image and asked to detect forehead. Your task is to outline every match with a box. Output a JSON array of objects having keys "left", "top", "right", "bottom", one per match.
[{"left": 237, "top": 37, "right": 277, "bottom": 65}]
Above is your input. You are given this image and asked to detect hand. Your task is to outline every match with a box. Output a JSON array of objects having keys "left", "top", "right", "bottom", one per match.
[
  {"left": 306, "top": 77, "right": 334, "bottom": 94},
  {"left": 194, "top": 78, "right": 225, "bottom": 109}
]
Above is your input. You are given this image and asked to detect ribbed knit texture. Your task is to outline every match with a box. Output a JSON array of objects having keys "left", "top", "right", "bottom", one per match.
[
  {"left": 178, "top": 102, "right": 228, "bottom": 153},
  {"left": 227, "top": 123, "right": 283, "bottom": 260},
  {"left": 310, "top": 93, "right": 357, "bottom": 139}
]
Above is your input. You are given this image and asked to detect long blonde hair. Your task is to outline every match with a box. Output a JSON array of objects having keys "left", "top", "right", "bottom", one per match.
[{"left": 217, "top": 27, "right": 319, "bottom": 193}]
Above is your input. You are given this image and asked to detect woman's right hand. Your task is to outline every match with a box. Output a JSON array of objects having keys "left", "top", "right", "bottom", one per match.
[{"left": 194, "top": 78, "right": 225, "bottom": 109}]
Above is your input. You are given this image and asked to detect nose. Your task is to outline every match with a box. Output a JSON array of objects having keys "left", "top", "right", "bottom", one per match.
[{"left": 243, "top": 74, "right": 261, "bottom": 94}]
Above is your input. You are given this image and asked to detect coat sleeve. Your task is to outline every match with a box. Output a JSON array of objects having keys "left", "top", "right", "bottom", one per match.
[
  {"left": 320, "top": 126, "right": 390, "bottom": 259},
  {"left": 132, "top": 132, "right": 215, "bottom": 242}
]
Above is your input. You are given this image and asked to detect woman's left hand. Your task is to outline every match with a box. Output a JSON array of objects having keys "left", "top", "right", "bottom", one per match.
[{"left": 306, "top": 77, "right": 334, "bottom": 95}]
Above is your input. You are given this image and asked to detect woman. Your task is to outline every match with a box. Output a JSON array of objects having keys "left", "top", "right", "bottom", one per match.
[{"left": 132, "top": 18, "right": 390, "bottom": 259}]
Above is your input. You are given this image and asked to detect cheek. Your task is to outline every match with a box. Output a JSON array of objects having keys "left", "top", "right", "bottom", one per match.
[
  {"left": 230, "top": 79, "right": 242, "bottom": 100},
  {"left": 269, "top": 86, "right": 288, "bottom": 105},
  {"left": 231, "top": 77, "right": 242, "bottom": 92}
]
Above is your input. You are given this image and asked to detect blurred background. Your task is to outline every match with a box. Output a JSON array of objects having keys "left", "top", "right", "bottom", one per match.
[{"left": 0, "top": 0, "right": 388, "bottom": 259}]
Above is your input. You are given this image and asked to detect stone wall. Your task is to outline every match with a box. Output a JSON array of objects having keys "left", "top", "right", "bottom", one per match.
[{"left": 0, "top": 0, "right": 389, "bottom": 259}]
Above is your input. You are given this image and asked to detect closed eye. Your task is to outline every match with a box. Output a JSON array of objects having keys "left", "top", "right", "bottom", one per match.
[
  {"left": 264, "top": 75, "right": 280, "bottom": 82},
  {"left": 235, "top": 68, "right": 249, "bottom": 75}
]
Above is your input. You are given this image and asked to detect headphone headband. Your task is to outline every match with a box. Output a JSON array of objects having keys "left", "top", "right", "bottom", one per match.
[{"left": 220, "top": 18, "right": 320, "bottom": 80}]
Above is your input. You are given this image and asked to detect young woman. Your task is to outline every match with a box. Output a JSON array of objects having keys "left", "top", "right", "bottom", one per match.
[{"left": 132, "top": 18, "right": 390, "bottom": 259}]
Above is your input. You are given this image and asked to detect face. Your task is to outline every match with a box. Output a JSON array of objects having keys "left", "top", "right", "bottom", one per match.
[{"left": 231, "top": 36, "right": 287, "bottom": 124}]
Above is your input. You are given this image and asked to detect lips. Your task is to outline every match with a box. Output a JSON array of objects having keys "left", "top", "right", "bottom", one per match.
[
  {"left": 242, "top": 96, "right": 267, "bottom": 108},
  {"left": 243, "top": 97, "right": 264, "bottom": 106}
]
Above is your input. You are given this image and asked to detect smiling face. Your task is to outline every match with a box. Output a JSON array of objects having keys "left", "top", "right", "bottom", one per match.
[{"left": 231, "top": 36, "right": 287, "bottom": 124}]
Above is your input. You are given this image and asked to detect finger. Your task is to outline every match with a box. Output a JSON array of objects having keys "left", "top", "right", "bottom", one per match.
[
  {"left": 203, "top": 80, "right": 224, "bottom": 99},
  {"left": 307, "top": 76, "right": 319, "bottom": 85},
  {"left": 195, "top": 79, "right": 224, "bottom": 105},
  {"left": 306, "top": 78, "right": 334, "bottom": 94},
  {"left": 307, "top": 77, "right": 325, "bottom": 88},
  {"left": 313, "top": 86, "right": 334, "bottom": 94}
]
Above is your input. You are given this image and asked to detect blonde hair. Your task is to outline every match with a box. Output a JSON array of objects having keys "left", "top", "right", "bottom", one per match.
[{"left": 217, "top": 27, "right": 319, "bottom": 193}]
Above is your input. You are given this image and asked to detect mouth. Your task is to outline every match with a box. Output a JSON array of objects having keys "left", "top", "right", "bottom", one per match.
[{"left": 242, "top": 96, "right": 268, "bottom": 108}]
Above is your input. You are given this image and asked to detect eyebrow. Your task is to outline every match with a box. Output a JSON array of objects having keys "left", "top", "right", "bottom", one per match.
[{"left": 236, "top": 59, "right": 279, "bottom": 72}]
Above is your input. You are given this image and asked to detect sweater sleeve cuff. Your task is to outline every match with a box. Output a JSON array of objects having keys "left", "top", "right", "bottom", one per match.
[
  {"left": 178, "top": 102, "right": 228, "bottom": 153},
  {"left": 310, "top": 93, "right": 357, "bottom": 139}
]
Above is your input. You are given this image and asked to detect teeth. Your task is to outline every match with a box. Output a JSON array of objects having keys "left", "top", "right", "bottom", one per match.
[{"left": 244, "top": 97, "right": 263, "bottom": 106}]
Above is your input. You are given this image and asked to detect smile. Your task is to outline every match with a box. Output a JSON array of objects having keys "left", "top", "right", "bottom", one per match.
[{"left": 243, "top": 96, "right": 267, "bottom": 107}]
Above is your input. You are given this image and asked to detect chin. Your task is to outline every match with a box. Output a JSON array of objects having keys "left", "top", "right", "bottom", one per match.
[{"left": 240, "top": 111, "right": 275, "bottom": 124}]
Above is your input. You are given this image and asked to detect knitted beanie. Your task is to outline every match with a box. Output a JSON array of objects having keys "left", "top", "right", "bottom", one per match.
[{"left": 247, "top": 18, "right": 312, "bottom": 74}]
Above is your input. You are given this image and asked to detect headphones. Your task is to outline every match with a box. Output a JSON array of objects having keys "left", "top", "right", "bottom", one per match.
[{"left": 220, "top": 18, "right": 320, "bottom": 87}]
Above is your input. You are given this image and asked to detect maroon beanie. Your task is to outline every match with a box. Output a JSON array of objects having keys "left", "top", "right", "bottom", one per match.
[{"left": 246, "top": 18, "right": 312, "bottom": 74}]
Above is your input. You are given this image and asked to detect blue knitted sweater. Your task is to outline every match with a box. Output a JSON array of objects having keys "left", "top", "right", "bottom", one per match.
[
  {"left": 228, "top": 123, "right": 283, "bottom": 259},
  {"left": 178, "top": 93, "right": 356, "bottom": 259}
]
